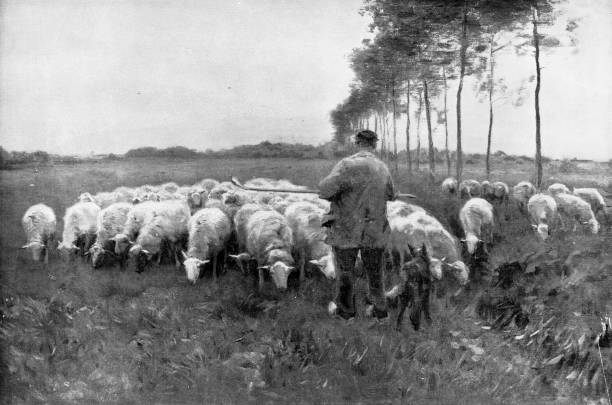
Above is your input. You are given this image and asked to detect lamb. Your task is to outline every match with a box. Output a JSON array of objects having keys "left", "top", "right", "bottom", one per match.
[
  {"left": 512, "top": 181, "right": 536, "bottom": 213},
  {"left": 387, "top": 200, "right": 426, "bottom": 218},
  {"left": 58, "top": 202, "right": 101, "bottom": 258},
  {"left": 527, "top": 194, "right": 557, "bottom": 241},
  {"left": 547, "top": 183, "right": 571, "bottom": 196},
  {"left": 441, "top": 177, "right": 458, "bottom": 195},
  {"left": 284, "top": 201, "right": 335, "bottom": 282},
  {"left": 553, "top": 193, "right": 599, "bottom": 234},
  {"left": 459, "top": 179, "right": 482, "bottom": 199},
  {"left": 88, "top": 202, "right": 132, "bottom": 268},
  {"left": 244, "top": 210, "right": 295, "bottom": 291},
  {"left": 128, "top": 201, "right": 190, "bottom": 272},
  {"left": 182, "top": 208, "right": 232, "bottom": 284},
  {"left": 572, "top": 188, "right": 606, "bottom": 216},
  {"left": 21, "top": 203, "right": 57, "bottom": 264},
  {"left": 459, "top": 197, "right": 494, "bottom": 255},
  {"left": 388, "top": 211, "right": 469, "bottom": 285}
]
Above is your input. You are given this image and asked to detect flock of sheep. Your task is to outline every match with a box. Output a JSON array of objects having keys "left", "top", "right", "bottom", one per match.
[{"left": 20, "top": 175, "right": 608, "bottom": 301}]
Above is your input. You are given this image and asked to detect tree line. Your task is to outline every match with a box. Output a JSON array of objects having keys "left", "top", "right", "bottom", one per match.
[{"left": 331, "top": 0, "right": 578, "bottom": 188}]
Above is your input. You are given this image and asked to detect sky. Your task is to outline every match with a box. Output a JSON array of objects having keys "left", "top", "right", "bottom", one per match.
[{"left": 0, "top": 0, "right": 611, "bottom": 160}]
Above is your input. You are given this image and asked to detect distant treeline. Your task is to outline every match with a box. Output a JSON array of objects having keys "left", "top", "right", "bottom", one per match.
[{"left": 1, "top": 142, "right": 598, "bottom": 170}]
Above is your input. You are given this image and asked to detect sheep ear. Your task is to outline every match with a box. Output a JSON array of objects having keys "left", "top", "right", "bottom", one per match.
[
  {"left": 198, "top": 260, "right": 210, "bottom": 268},
  {"left": 258, "top": 265, "right": 270, "bottom": 270},
  {"left": 287, "top": 266, "right": 295, "bottom": 272},
  {"left": 308, "top": 259, "right": 322, "bottom": 267},
  {"left": 83, "top": 250, "right": 90, "bottom": 256},
  {"left": 460, "top": 239, "right": 466, "bottom": 243},
  {"left": 182, "top": 250, "right": 189, "bottom": 260},
  {"left": 20, "top": 244, "right": 29, "bottom": 249}
]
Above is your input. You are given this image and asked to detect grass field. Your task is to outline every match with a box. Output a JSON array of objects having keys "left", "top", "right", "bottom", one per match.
[{"left": 1, "top": 157, "right": 611, "bottom": 404}]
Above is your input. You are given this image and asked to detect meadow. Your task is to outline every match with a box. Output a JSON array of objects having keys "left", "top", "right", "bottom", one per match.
[{"left": 1, "top": 156, "right": 611, "bottom": 404}]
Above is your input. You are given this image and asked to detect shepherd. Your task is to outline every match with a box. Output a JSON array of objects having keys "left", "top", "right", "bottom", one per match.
[{"left": 319, "top": 129, "right": 396, "bottom": 320}]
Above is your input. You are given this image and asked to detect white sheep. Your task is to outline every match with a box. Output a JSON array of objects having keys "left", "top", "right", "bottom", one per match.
[
  {"left": 388, "top": 211, "right": 468, "bottom": 285},
  {"left": 459, "top": 197, "right": 494, "bottom": 254},
  {"left": 128, "top": 201, "right": 190, "bottom": 271},
  {"left": 112, "top": 186, "right": 135, "bottom": 202},
  {"left": 441, "top": 177, "right": 458, "bottom": 195},
  {"left": 572, "top": 188, "right": 606, "bottom": 216},
  {"left": 58, "top": 202, "right": 101, "bottom": 258},
  {"left": 547, "top": 183, "right": 571, "bottom": 196},
  {"left": 208, "top": 182, "right": 236, "bottom": 200},
  {"left": 244, "top": 210, "right": 295, "bottom": 291},
  {"left": 553, "top": 193, "right": 599, "bottom": 234},
  {"left": 21, "top": 203, "right": 57, "bottom": 264},
  {"left": 182, "top": 208, "right": 232, "bottom": 284},
  {"left": 196, "top": 178, "right": 220, "bottom": 193},
  {"left": 78, "top": 192, "right": 95, "bottom": 203},
  {"left": 512, "top": 181, "right": 536, "bottom": 213},
  {"left": 482, "top": 181, "right": 509, "bottom": 205},
  {"left": 527, "top": 194, "right": 557, "bottom": 241},
  {"left": 89, "top": 202, "right": 132, "bottom": 268},
  {"left": 186, "top": 186, "right": 208, "bottom": 214},
  {"left": 93, "top": 191, "right": 119, "bottom": 209},
  {"left": 284, "top": 201, "right": 335, "bottom": 282},
  {"left": 112, "top": 201, "right": 158, "bottom": 255},
  {"left": 459, "top": 179, "right": 482, "bottom": 199},
  {"left": 387, "top": 200, "right": 426, "bottom": 218},
  {"left": 160, "top": 182, "right": 180, "bottom": 193}
]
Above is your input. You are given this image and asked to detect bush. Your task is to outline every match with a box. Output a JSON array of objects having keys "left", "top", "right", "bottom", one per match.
[{"left": 558, "top": 158, "right": 578, "bottom": 174}]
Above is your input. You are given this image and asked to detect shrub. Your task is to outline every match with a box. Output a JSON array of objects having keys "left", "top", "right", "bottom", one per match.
[{"left": 559, "top": 158, "right": 578, "bottom": 174}]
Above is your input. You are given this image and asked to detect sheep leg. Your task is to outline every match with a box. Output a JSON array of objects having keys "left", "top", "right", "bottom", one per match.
[
  {"left": 396, "top": 294, "right": 408, "bottom": 332},
  {"left": 44, "top": 247, "right": 49, "bottom": 265},
  {"left": 258, "top": 268, "right": 264, "bottom": 292},
  {"left": 213, "top": 253, "right": 218, "bottom": 282},
  {"left": 299, "top": 248, "right": 306, "bottom": 284}
]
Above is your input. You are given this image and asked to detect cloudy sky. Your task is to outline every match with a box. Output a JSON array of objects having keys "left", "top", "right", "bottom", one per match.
[{"left": 1, "top": 0, "right": 611, "bottom": 160}]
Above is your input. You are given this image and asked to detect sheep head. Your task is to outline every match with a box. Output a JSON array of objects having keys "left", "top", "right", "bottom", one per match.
[
  {"left": 309, "top": 254, "right": 336, "bottom": 280},
  {"left": 462, "top": 234, "right": 481, "bottom": 255},
  {"left": 111, "top": 234, "right": 133, "bottom": 255},
  {"left": 532, "top": 223, "right": 550, "bottom": 241},
  {"left": 182, "top": 252, "right": 210, "bottom": 285},
  {"left": 260, "top": 261, "right": 295, "bottom": 291}
]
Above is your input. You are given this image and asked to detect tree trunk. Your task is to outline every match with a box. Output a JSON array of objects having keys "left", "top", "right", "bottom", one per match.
[
  {"left": 533, "top": 4, "right": 543, "bottom": 189},
  {"left": 456, "top": 5, "right": 468, "bottom": 188},
  {"left": 486, "top": 35, "right": 494, "bottom": 180},
  {"left": 416, "top": 89, "right": 422, "bottom": 172},
  {"left": 405, "top": 78, "right": 412, "bottom": 175},
  {"left": 423, "top": 79, "right": 435, "bottom": 175},
  {"left": 392, "top": 83, "right": 398, "bottom": 173},
  {"left": 443, "top": 67, "right": 450, "bottom": 177}
]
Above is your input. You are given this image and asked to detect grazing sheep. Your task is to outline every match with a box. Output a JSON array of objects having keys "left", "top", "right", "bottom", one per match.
[
  {"left": 572, "top": 188, "right": 606, "bottom": 216},
  {"left": 160, "top": 182, "right": 180, "bottom": 193},
  {"left": 58, "top": 202, "right": 101, "bottom": 258},
  {"left": 233, "top": 203, "right": 271, "bottom": 252},
  {"left": 93, "top": 191, "right": 119, "bottom": 209},
  {"left": 89, "top": 202, "right": 132, "bottom": 268},
  {"left": 553, "top": 193, "right": 599, "bottom": 234},
  {"left": 441, "top": 177, "right": 458, "bottom": 195},
  {"left": 208, "top": 182, "right": 236, "bottom": 200},
  {"left": 459, "top": 179, "right": 482, "bottom": 199},
  {"left": 128, "top": 202, "right": 190, "bottom": 272},
  {"left": 388, "top": 211, "right": 468, "bottom": 285},
  {"left": 387, "top": 200, "right": 426, "bottom": 218},
  {"left": 512, "top": 181, "right": 537, "bottom": 213},
  {"left": 183, "top": 208, "right": 232, "bottom": 284},
  {"left": 284, "top": 201, "right": 335, "bottom": 282},
  {"left": 112, "top": 187, "right": 135, "bottom": 202},
  {"left": 482, "top": 181, "right": 509, "bottom": 205},
  {"left": 527, "top": 194, "right": 557, "bottom": 241},
  {"left": 221, "top": 191, "right": 252, "bottom": 223},
  {"left": 459, "top": 197, "right": 494, "bottom": 255},
  {"left": 385, "top": 244, "right": 433, "bottom": 332},
  {"left": 196, "top": 178, "right": 220, "bottom": 193},
  {"left": 21, "top": 203, "right": 57, "bottom": 264},
  {"left": 244, "top": 210, "right": 295, "bottom": 291},
  {"left": 547, "top": 183, "right": 571, "bottom": 196},
  {"left": 112, "top": 201, "right": 158, "bottom": 255}
]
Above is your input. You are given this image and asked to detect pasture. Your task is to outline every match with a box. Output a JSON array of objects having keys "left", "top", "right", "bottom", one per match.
[{"left": 1, "top": 156, "right": 611, "bottom": 404}]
